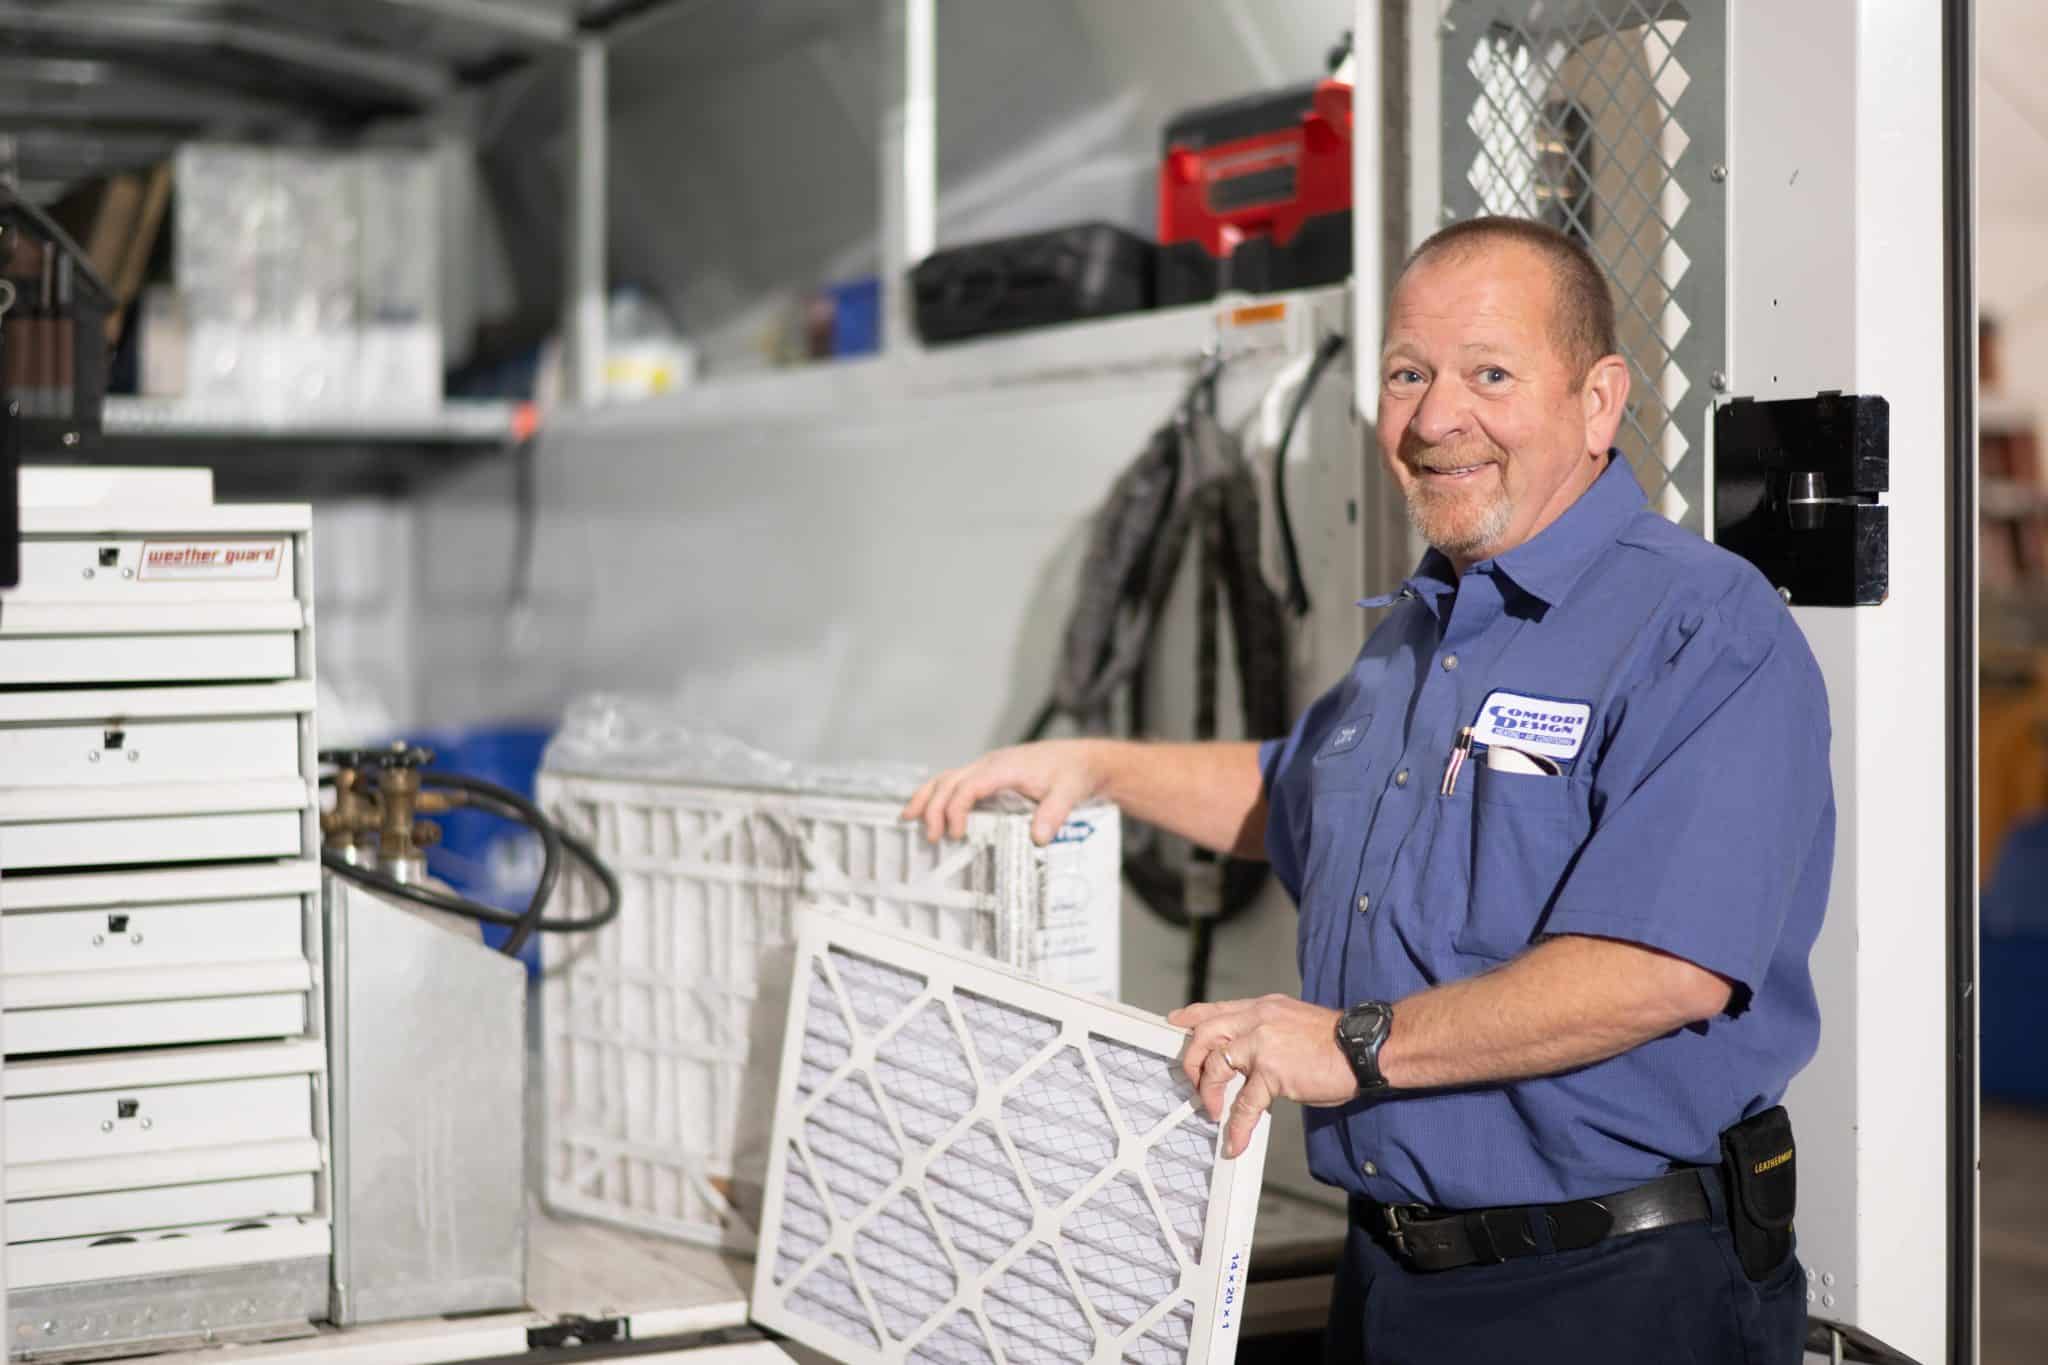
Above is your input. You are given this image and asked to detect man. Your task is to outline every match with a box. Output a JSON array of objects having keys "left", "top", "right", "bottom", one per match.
[{"left": 904, "top": 216, "right": 1827, "bottom": 1363}]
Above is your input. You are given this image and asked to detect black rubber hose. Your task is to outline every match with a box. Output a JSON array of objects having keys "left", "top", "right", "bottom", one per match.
[
  {"left": 1272, "top": 332, "right": 1348, "bottom": 617},
  {"left": 316, "top": 771, "right": 622, "bottom": 947},
  {"left": 1186, "top": 917, "right": 1215, "bottom": 1007},
  {"left": 318, "top": 823, "right": 620, "bottom": 936},
  {"left": 420, "top": 772, "right": 561, "bottom": 958}
]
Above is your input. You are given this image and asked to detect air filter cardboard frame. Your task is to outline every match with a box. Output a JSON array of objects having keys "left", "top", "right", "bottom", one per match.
[{"left": 751, "top": 911, "right": 1268, "bottom": 1365}]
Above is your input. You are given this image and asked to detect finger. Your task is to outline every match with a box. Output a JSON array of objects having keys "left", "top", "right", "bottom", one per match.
[
  {"left": 1225, "top": 1070, "right": 1273, "bottom": 1159},
  {"left": 1197, "top": 1046, "right": 1239, "bottom": 1122},
  {"left": 1179, "top": 1007, "right": 1255, "bottom": 1087},
  {"left": 943, "top": 768, "right": 990, "bottom": 841},
  {"left": 921, "top": 771, "right": 965, "bottom": 843},
  {"left": 1168, "top": 999, "right": 1247, "bottom": 1030},
  {"left": 944, "top": 758, "right": 1024, "bottom": 841},
  {"left": 1178, "top": 1021, "right": 1216, "bottom": 1088},
  {"left": 916, "top": 772, "right": 950, "bottom": 842},
  {"left": 901, "top": 773, "right": 939, "bottom": 823},
  {"left": 1030, "top": 774, "right": 1086, "bottom": 846}
]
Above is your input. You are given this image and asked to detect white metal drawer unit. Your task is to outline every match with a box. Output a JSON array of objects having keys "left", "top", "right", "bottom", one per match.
[
  {"left": 0, "top": 469, "right": 330, "bottom": 1344},
  {"left": 0, "top": 473, "right": 304, "bottom": 691},
  {"left": 3, "top": 1043, "right": 330, "bottom": 1290},
  {"left": 0, "top": 683, "right": 315, "bottom": 875}
]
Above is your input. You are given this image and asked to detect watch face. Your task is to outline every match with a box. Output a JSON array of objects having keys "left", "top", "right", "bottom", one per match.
[{"left": 1344, "top": 1003, "right": 1388, "bottom": 1046}]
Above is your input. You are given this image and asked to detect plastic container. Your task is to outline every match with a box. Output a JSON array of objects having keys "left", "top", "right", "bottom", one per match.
[
  {"left": 407, "top": 724, "right": 553, "bottom": 971},
  {"left": 535, "top": 768, "right": 1122, "bottom": 1250},
  {"left": 826, "top": 276, "right": 879, "bottom": 357}
]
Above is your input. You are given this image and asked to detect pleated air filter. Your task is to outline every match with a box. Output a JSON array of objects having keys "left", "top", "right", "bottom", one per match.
[{"left": 752, "top": 915, "right": 1268, "bottom": 1365}]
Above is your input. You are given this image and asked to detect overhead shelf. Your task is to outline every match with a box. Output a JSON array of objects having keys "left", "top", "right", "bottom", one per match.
[{"left": 100, "top": 396, "right": 538, "bottom": 446}]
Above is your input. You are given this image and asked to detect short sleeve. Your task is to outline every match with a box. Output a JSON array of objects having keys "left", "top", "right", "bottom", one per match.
[
  {"left": 1259, "top": 685, "right": 1351, "bottom": 905},
  {"left": 1539, "top": 589, "right": 1834, "bottom": 996}
]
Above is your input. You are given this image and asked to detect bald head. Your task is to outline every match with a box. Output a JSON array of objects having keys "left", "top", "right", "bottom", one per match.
[{"left": 1395, "top": 217, "right": 1619, "bottom": 385}]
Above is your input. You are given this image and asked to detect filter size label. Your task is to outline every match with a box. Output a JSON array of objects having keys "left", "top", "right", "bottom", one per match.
[{"left": 138, "top": 540, "right": 287, "bottom": 581}]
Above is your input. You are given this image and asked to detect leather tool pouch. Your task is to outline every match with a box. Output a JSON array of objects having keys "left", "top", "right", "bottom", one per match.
[{"left": 1720, "top": 1105, "right": 1797, "bottom": 1281}]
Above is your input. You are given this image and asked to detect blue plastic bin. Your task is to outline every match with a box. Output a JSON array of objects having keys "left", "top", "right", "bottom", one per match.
[
  {"left": 393, "top": 725, "right": 554, "bottom": 973},
  {"left": 828, "top": 276, "right": 881, "bottom": 358}
]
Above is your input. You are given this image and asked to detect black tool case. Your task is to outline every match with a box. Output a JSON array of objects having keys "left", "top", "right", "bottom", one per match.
[{"left": 910, "top": 222, "right": 1156, "bottom": 345}]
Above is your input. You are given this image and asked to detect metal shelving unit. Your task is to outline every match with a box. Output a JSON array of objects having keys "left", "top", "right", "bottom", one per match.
[
  {"left": 101, "top": 396, "right": 534, "bottom": 445},
  {"left": 3, "top": 0, "right": 679, "bottom": 493}
]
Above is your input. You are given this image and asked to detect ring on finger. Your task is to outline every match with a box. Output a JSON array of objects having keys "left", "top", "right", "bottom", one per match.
[{"left": 1221, "top": 1047, "right": 1238, "bottom": 1072}]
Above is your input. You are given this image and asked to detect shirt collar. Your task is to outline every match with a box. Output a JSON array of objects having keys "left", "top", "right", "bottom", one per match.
[{"left": 1356, "top": 453, "right": 1645, "bottom": 612}]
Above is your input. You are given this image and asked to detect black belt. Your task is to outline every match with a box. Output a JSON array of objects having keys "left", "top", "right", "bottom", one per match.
[{"left": 1353, "top": 1168, "right": 1715, "bottom": 1273}]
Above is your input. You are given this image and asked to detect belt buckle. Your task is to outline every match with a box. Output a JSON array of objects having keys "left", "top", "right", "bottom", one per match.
[{"left": 1380, "top": 1202, "right": 1430, "bottom": 1253}]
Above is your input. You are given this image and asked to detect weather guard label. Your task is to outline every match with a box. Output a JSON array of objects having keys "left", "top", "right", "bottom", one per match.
[{"left": 138, "top": 540, "right": 287, "bottom": 581}]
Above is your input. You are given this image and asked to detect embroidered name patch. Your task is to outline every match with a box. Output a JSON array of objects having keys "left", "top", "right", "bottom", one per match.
[
  {"left": 1319, "top": 717, "right": 1369, "bottom": 758},
  {"left": 1471, "top": 691, "right": 1593, "bottom": 761}
]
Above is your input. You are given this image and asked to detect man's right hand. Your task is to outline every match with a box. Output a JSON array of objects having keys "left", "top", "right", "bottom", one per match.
[{"left": 902, "top": 740, "right": 1110, "bottom": 847}]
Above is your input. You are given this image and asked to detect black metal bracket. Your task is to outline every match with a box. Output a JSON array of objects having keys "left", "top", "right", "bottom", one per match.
[
  {"left": 1713, "top": 392, "right": 1890, "bottom": 607},
  {"left": 1805, "top": 1315, "right": 1926, "bottom": 1365},
  {"left": 526, "top": 1315, "right": 630, "bottom": 1350},
  {"left": 1, "top": 397, "right": 17, "bottom": 590}
]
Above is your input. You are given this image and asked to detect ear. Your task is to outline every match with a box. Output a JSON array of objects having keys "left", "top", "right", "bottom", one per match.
[{"left": 1580, "top": 355, "right": 1631, "bottom": 455}]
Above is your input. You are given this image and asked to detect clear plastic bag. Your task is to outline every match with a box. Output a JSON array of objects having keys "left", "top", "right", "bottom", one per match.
[{"left": 542, "top": 693, "right": 948, "bottom": 802}]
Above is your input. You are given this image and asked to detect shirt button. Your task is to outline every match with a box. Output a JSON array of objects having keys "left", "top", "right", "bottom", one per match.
[
  {"left": 1394, "top": 769, "right": 1409, "bottom": 787},
  {"left": 1442, "top": 653, "right": 1460, "bottom": 671},
  {"left": 1363, "top": 1161, "right": 1379, "bottom": 1177},
  {"left": 1355, "top": 894, "right": 1370, "bottom": 914}
]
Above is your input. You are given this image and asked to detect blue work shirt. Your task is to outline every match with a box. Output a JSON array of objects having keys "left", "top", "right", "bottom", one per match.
[{"left": 1260, "top": 455, "right": 1834, "bottom": 1210}]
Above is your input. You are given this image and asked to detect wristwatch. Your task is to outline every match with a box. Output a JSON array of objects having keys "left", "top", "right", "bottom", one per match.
[{"left": 1335, "top": 1001, "right": 1396, "bottom": 1095}]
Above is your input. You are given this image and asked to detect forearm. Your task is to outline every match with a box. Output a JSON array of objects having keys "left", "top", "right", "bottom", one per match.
[
  {"left": 1376, "top": 935, "right": 1733, "bottom": 1090},
  {"left": 1097, "top": 739, "right": 1269, "bottom": 859}
]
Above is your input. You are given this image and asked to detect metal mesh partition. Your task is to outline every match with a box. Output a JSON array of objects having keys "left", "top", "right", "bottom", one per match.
[{"left": 1440, "top": 0, "right": 1725, "bottom": 529}]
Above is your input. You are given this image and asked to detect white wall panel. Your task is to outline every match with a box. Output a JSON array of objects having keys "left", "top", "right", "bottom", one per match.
[
  {"left": 410, "top": 296, "right": 1375, "bottom": 1207},
  {"left": 310, "top": 501, "right": 417, "bottom": 748},
  {"left": 1730, "top": 0, "right": 1953, "bottom": 1358}
]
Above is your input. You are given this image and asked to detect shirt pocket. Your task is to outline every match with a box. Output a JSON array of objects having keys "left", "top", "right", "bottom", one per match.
[
  {"left": 1450, "top": 762, "right": 1586, "bottom": 962},
  {"left": 1297, "top": 713, "right": 1375, "bottom": 982}
]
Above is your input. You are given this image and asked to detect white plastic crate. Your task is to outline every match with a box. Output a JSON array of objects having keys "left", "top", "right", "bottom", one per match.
[
  {"left": 537, "top": 772, "right": 1121, "bottom": 1251},
  {"left": 752, "top": 914, "right": 1266, "bottom": 1365}
]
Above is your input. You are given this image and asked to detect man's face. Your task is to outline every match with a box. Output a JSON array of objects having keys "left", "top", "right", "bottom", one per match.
[{"left": 1376, "top": 242, "right": 1615, "bottom": 567}]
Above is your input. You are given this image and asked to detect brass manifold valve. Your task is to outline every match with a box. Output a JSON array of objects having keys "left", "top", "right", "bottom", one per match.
[
  {"left": 320, "top": 743, "right": 459, "bottom": 873},
  {"left": 315, "top": 743, "right": 622, "bottom": 960}
]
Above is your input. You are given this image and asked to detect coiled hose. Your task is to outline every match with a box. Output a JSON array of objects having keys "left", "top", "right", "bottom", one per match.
[
  {"left": 318, "top": 768, "right": 621, "bottom": 959},
  {"left": 1027, "top": 338, "right": 1345, "bottom": 1001}
]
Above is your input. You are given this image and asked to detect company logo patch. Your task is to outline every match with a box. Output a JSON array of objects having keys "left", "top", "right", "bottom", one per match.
[
  {"left": 1051, "top": 820, "right": 1095, "bottom": 845},
  {"left": 137, "top": 539, "right": 285, "bottom": 582},
  {"left": 1471, "top": 690, "right": 1593, "bottom": 761}
]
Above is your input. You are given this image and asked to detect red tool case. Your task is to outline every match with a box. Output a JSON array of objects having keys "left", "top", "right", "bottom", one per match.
[{"left": 1156, "top": 78, "right": 1353, "bottom": 305}]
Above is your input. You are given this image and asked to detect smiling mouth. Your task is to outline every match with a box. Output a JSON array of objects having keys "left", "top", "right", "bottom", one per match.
[{"left": 1416, "top": 462, "right": 1495, "bottom": 481}]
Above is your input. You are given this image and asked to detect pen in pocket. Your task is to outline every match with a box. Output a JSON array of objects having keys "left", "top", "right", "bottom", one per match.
[{"left": 1440, "top": 727, "right": 1475, "bottom": 796}]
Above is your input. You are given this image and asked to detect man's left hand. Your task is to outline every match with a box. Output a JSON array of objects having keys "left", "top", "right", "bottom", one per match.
[{"left": 1167, "top": 995, "right": 1363, "bottom": 1159}]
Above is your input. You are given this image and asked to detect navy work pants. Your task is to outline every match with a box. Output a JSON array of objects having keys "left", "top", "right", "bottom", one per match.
[{"left": 1325, "top": 1181, "right": 1808, "bottom": 1363}]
